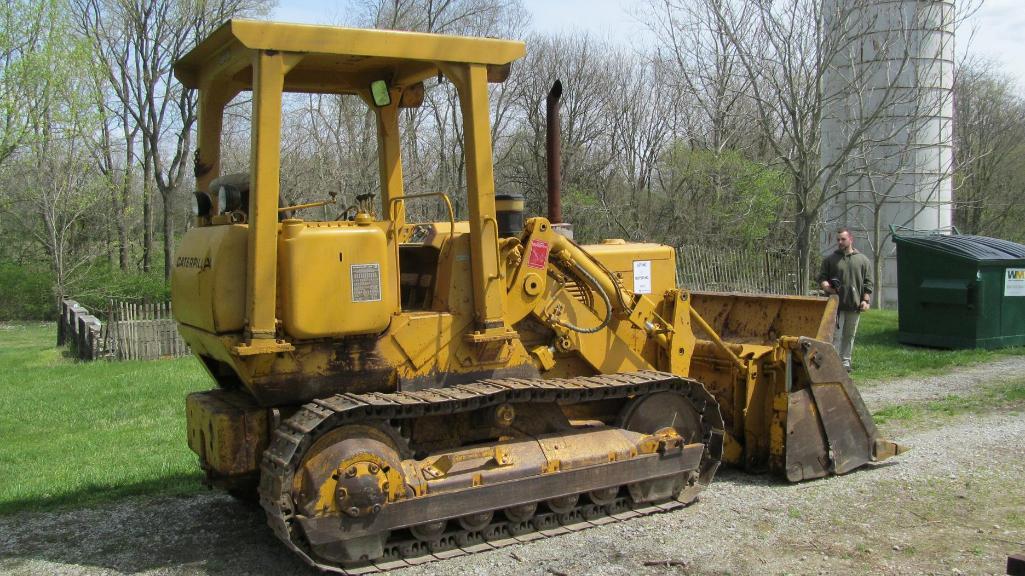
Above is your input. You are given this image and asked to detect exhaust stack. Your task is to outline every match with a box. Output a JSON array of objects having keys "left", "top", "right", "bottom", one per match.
[
  {"left": 546, "top": 80, "right": 572, "bottom": 238},
  {"left": 546, "top": 80, "right": 562, "bottom": 223}
]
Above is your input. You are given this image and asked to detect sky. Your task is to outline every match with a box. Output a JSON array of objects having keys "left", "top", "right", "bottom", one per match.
[
  {"left": 961, "top": 0, "right": 1025, "bottom": 85},
  {"left": 271, "top": 0, "right": 1025, "bottom": 89}
]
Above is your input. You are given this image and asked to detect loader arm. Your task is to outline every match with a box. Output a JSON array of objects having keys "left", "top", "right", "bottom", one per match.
[{"left": 501, "top": 217, "right": 904, "bottom": 480}]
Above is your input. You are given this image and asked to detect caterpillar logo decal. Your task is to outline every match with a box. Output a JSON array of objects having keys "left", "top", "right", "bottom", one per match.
[
  {"left": 1006, "top": 268, "right": 1025, "bottom": 297},
  {"left": 176, "top": 256, "right": 211, "bottom": 270}
]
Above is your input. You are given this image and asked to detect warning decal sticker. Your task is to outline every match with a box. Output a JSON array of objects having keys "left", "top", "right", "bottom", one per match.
[
  {"left": 527, "top": 240, "right": 550, "bottom": 269},
  {"left": 633, "top": 260, "right": 652, "bottom": 294},
  {"left": 351, "top": 263, "right": 382, "bottom": 302}
]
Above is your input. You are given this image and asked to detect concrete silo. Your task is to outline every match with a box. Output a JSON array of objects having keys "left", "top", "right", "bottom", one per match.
[{"left": 820, "top": 0, "right": 955, "bottom": 306}]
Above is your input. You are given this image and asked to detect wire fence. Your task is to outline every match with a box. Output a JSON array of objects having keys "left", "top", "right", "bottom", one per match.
[{"left": 678, "top": 244, "right": 798, "bottom": 295}]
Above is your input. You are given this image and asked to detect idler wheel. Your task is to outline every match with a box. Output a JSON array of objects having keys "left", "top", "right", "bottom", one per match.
[
  {"left": 619, "top": 391, "right": 703, "bottom": 504},
  {"left": 410, "top": 520, "right": 446, "bottom": 541},
  {"left": 458, "top": 511, "right": 493, "bottom": 532},
  {"left": 619, "top": 391, "right": 702, "bottom": 442},
  {"left": 292, "top": 424, "right": 407, "bottom": 566},
  {"left": 546, "top": 494, "right": 578, "bottom": 514}
]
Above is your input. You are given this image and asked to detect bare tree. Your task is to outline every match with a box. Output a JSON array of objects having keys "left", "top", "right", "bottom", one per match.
[
  {"left": 352, "top": 0, "right": 528, "bottom": 36},
  {"left": 286, "top": 0, "right": 532, "bottom": 222},
  {"left": 81, "top": 39, "right": 138, "bottom": 271},
  {"left": 280, "top": 93, "right": 379, "bottom": 215},
  {"left": 845, "top": 115, "right": 954, "bottom": 308},
  {"left": 496, "top": 33, "right": 624, "bottom": 237},
  {"left": 643, "top": 0, "right": 755, "bottom": 155},
  {"left": 665, "top": 0, "right": 957, "bottom": 291},
  {"left": 826, "top": 0, "right": 961, "bottom": 308},
  {"left": 74, "top": 0, "right": 270, "bottom": 279},
  {"left": 953, "top": 59, "right": 1025, "bottom": 242},
  {"left": 19, "top": 126, "right": 106, "bottom": 304}
]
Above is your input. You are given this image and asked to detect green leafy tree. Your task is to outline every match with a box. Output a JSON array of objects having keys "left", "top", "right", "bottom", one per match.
[
  {"left": 0, "top": 0, "right": 68, "bottom": 166},
  {"left": 0, "top": 0, "right": 107, "bottom": 307},
  {"left": 652, "top": 145, "right": 786, "bottom": 248}
]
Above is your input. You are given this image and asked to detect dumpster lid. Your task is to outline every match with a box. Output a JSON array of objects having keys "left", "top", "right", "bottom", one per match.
[{"left": 893, "top": 233, "right": 1025, "bottom": 261}]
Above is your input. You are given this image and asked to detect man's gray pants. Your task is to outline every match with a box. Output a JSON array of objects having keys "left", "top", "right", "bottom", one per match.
[{"left": 832, "top": 310, "right": 861, "bottom": 370}]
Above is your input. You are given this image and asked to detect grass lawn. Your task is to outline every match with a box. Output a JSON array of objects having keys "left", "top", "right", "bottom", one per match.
[
  {"left": 0, "top": 323, "right": 211, "bottom": 515},
  {"left": 853, "top": 309, "right": 1025, "bottom": 383}
]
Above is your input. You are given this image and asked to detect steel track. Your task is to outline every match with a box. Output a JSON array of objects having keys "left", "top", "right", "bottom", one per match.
[{"left": 259, "top": 370, "right": 723, "bottom": 574}]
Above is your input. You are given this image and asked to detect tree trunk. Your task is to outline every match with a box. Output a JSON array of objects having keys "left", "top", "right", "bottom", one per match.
[
  {"left": 794, "top": 208, "right": 815, "bottom": 295},
  {"left": 161, "top": 184, "right": 174, "bottom": 281},
  {"left": 107, "top": 184, "right": 116, "bottom": 267},
  {"left": 872, "top": 203, "right": 884, "bottom": 309},
  {"left": 119, "top": 127, "right": 134, "bottom": 271},
  {"left": 142, "top": 153, "right": 153, "bottom": 272}
]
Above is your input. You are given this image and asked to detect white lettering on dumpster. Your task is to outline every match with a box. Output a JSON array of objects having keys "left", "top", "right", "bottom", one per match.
[{"left": 1006, "top": 268, "right": 1025, "bottom": 297}]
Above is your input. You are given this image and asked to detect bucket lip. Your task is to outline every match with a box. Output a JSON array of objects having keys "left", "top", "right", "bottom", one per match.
[{"left": 893, "top": 232, "right": 1025, "bottom": 262}]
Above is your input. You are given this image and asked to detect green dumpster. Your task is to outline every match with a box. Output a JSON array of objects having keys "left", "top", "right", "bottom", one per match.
[{"left": 894, "top": 231, "right": 1025, "bottom": 349}]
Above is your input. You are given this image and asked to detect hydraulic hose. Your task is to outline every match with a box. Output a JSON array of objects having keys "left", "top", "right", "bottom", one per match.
[{"left": 552, "top": 257, "right": 614, "bottom": 334}]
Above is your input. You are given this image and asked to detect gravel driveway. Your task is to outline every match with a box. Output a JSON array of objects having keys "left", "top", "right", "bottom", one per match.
[{"left": 3, "top": 359, "right": 1024, "bottom": 576}]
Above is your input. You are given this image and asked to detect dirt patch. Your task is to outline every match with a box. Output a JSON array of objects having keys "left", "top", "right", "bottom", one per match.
[{"left": 2, "top": 361, "right": 1024, "bottom": 576}]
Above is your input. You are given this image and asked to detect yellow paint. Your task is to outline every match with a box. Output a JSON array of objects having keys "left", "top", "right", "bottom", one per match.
[
  {"left": 441, "top": 62, "right": 508, "bottom": 335},
  {"left": 311, "top": 455, "right": 405, "bottom": 515},
  {"left": 175, "top": 20, "right": 526, "bottom": 90},
  {"left": 278, "top": 219, "right": 397, "bottom": 338},
  {"left": 581, "top": 241, "right": 676, "bottom": 297},
  {"left": 246, "top": 50, "right": 300, "bottom": 345},
  {"left": 376, "top": 99, "right": 404, "bottom": 229},
  {"left": 172, "top": 224, "right": 247, "bottom": 333},
  {"left": 174, "top": 22, "right": 524, "bottom": 352},
  {"left": 185, "top": 390, "right": 268, "bottom": 478}
]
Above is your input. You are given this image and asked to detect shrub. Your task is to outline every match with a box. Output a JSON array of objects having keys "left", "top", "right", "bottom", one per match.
[
  {"left": 0, "top": 260, "right": 169, "bottom": 321},
  {"left": 0, "top": 261, "right": 56, "bottom": 320},
  {"left": 70, "top": 264, "right": 170, "bottom": 318}
]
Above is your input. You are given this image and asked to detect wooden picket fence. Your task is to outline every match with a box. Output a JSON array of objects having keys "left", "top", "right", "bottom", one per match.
[
  {"left": 57, "top": 299, "right": 189, "bottom": 361},
  {"left": 679, "top": 244, "right": 798, "bottom": 295},
  {"left": 107, "top": 300, "right": 189, "bottom": 361}
]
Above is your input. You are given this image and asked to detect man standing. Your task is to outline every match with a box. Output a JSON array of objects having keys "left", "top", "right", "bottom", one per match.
[{"left": 818, "top": 228, "right": 873, "bottom": 372}]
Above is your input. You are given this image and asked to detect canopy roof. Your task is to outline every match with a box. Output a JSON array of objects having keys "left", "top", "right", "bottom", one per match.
[{"left": 174, "top": 19, "right": 526, "bottom": 94}]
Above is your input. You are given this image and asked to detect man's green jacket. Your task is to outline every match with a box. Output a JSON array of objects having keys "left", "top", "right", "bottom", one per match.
[{"left": 817, "top": 249, "right": 874, "bottom": 311}]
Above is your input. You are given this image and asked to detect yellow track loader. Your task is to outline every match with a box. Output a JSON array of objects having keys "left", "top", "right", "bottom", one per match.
[{"left": 171, "top": 20, "right": 902, "bottom": 573}]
